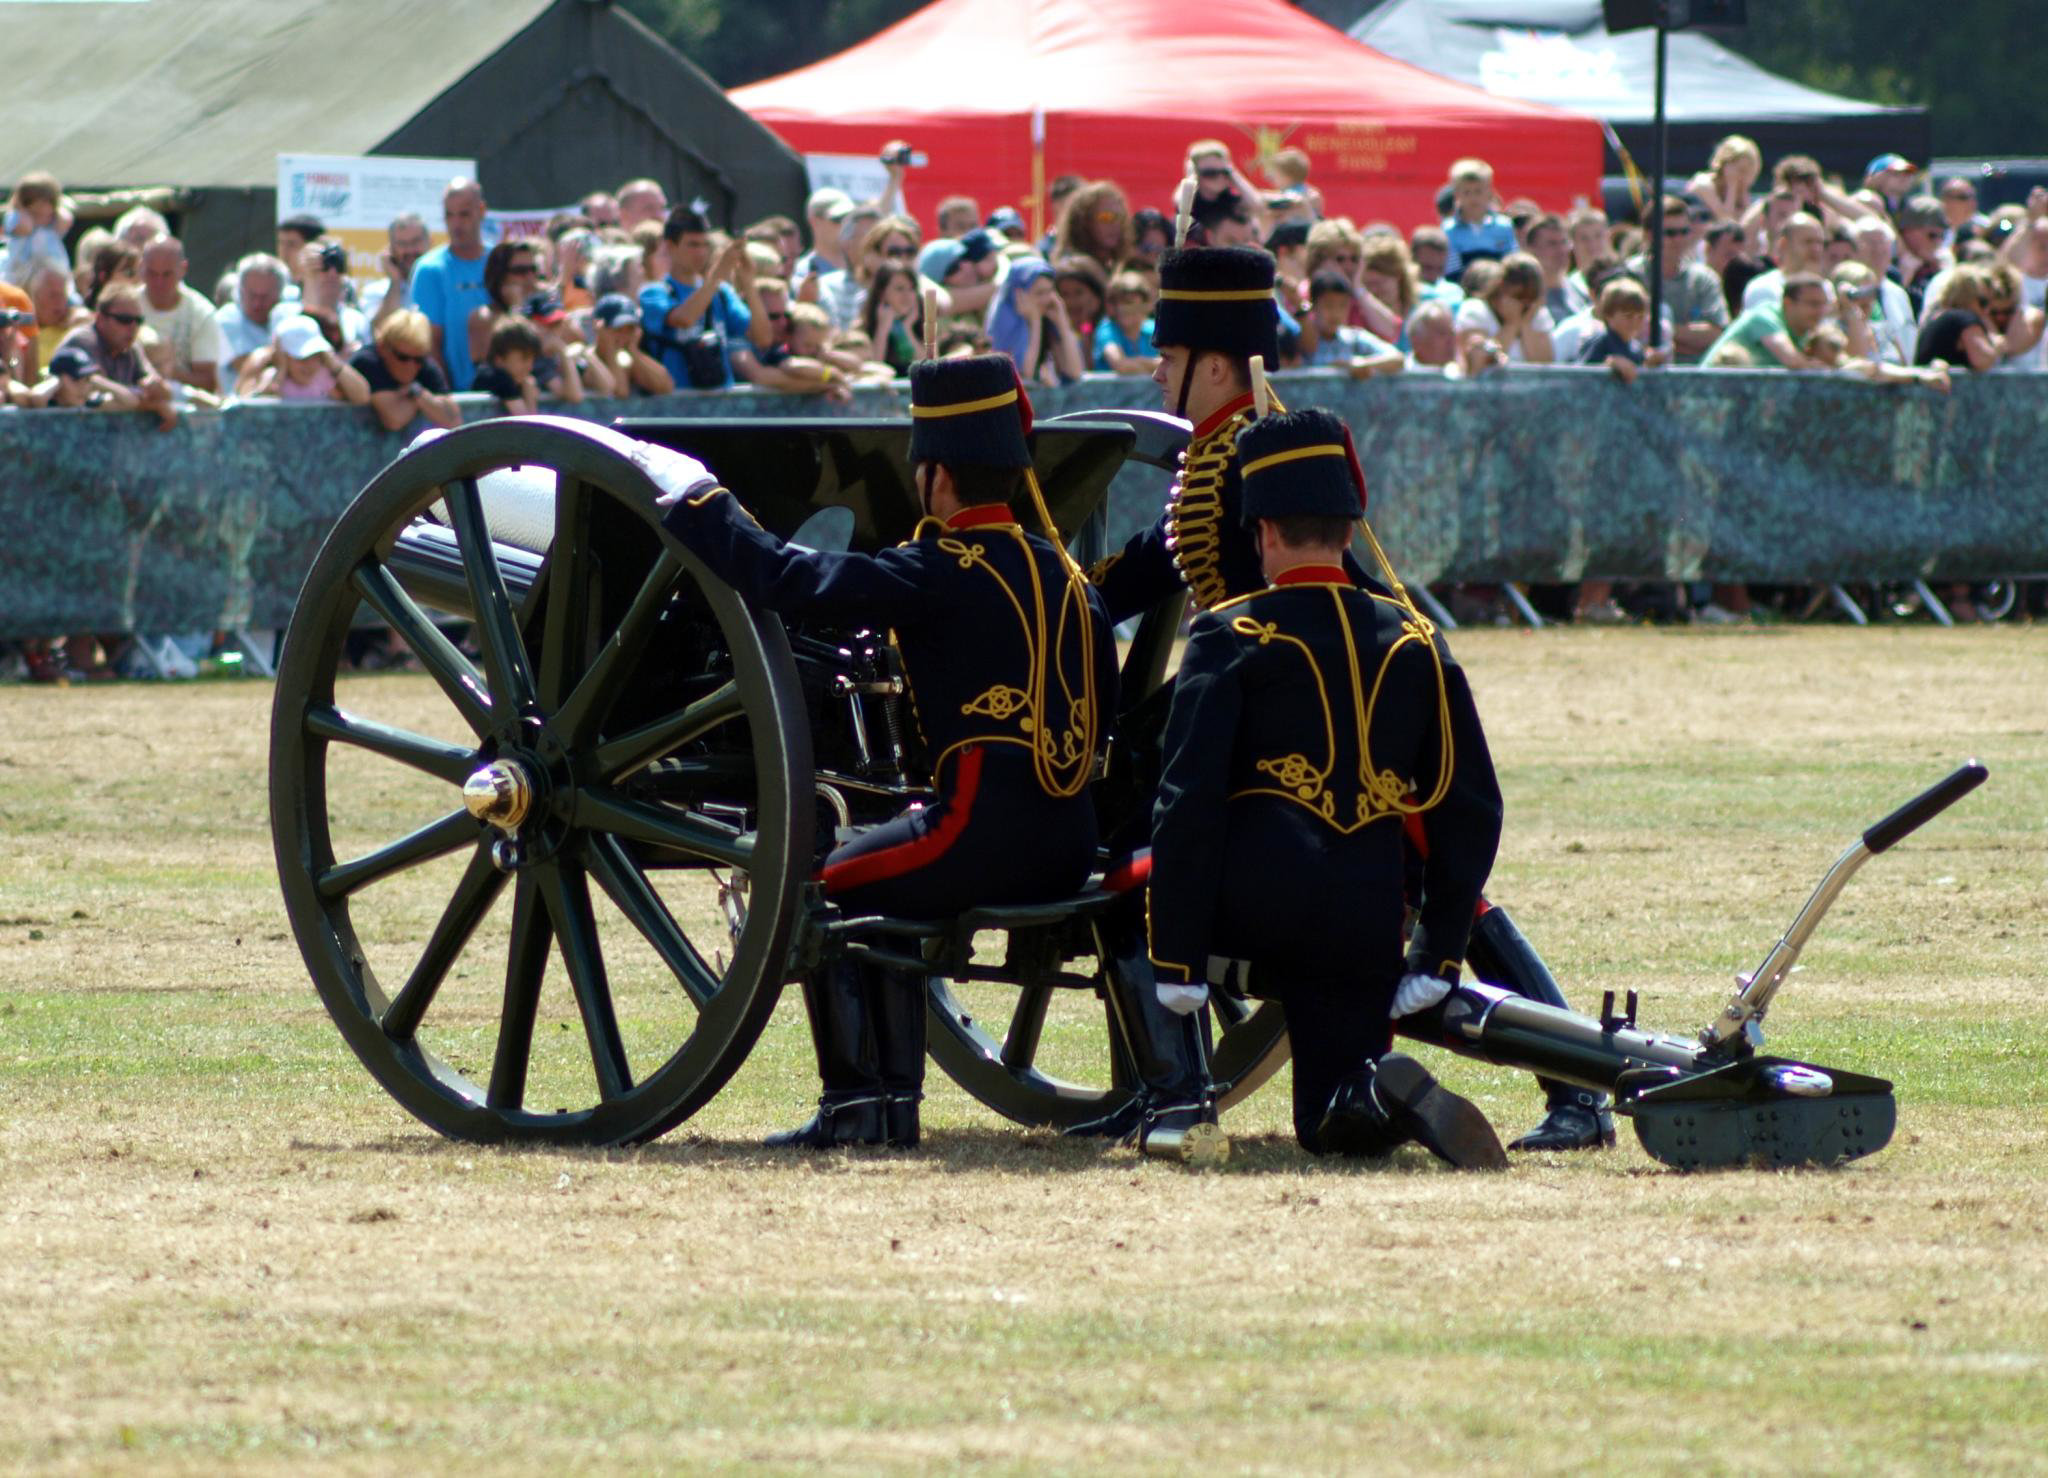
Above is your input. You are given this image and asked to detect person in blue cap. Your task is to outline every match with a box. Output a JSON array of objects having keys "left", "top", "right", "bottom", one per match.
[
  {"left": 1144, "top": 407, "right": 1508, "bottom": 1167},
  {"left": 658, "top": 354, "right": 1117, "bottom": 1149}
]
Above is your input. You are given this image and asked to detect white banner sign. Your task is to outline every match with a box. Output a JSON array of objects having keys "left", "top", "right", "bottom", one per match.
[
  {"left": 804, "top": 153, "right": 892, "bottom": 208},
  {"left": 277, "top": 152, "right": 473, "bottom": 285}
]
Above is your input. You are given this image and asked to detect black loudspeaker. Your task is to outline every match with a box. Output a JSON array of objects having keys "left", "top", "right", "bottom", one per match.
[{"left": 1604, "top": 0, "right": 1746, "bottom": 30}]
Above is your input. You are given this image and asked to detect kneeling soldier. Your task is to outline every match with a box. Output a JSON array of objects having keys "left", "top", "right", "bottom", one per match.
[
  {"left": 1146, "top": 408, "right": 1507, "bottom": 1166},
  {"left": 659, "top": 355, "right": 1117, "bottom": 1148}
]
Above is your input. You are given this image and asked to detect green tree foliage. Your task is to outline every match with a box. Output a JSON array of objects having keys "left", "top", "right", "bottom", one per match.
[
  {"left": 1716, "top": 0, "right": 2048, "bottom": 160},
  {"left": 626, "top": 0, "right": 2048, "bottom": 159}
]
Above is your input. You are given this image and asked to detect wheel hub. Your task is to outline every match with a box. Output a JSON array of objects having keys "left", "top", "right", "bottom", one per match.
[{"left": 464, "top": 758, "right": 536, "bottom": 832}]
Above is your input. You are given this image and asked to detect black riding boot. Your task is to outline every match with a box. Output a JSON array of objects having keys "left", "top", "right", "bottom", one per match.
[
  {"left": 1068, "top": 930, "right": 1225, "bottom": 1163},
  {"left": 1467, "top": 905, "right": 1616, "bottom": 1151},
  {"left": 1320, "top": 1053, "right": 1507, "bottom": 1170},
  {"left": 765, "top": 960, "right": 887, "bottom": 1149},
  {"left": 869, "top": 969, "right": 927, "bottom": 1149}
]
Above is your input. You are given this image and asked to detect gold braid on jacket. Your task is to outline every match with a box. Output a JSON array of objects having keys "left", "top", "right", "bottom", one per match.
[{"left": 1166, "top": 386, "right": 1285, "bottom": 611}]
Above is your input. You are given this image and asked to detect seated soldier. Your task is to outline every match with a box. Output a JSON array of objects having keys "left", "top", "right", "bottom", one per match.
[
  {"left": 658, "top": 354, "right": 1117, "bottom": 1149},
  {"left": 1146, "top": 407, "right": 1507, "bottom": 1167}
]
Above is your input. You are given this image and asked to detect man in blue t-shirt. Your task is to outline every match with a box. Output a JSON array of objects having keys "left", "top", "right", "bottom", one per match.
[
  {"left": 1441, "top": 158, "right": 1516, "bottom": 279},
  {"left": 639, "top": 207, "right": 774, "bottom": 390},
  {"left": 407, "top": 178, "right": 490, "bottom": 391}
]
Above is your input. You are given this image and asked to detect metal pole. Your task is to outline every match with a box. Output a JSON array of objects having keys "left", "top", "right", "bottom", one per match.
[{"left": 1648, "top": 18, "right": 1669, "bottom": 350}]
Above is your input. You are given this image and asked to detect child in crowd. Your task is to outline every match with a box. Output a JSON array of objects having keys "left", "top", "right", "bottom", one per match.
[
  {"left": 791, "top": 302, "right": 893, "bottom": 384},
  {"left": 21, "top": 343, "right": 138, "bottom": 411},
  {"left": 588, "top": 293, "right": 672, "bottom": 395},
  {"left": 1094, "top": 271, "right": 1158, "bottom": 374},
  {"left": 1302, "top": 272, "right": 1404, "bottom": 378},
  {"left": 5, "top": 172, "right": 74, "bottom": 288},
  {"left": 138, "top": 327, "right": 223, "bottom": 410},
  {"left": 1576, "top": 278, "right": 1669, "bottom": 386},
  {"left": 472, "top": 316, "right": 546, "bottom": 414},
  {"left": 1441, "top": 158, "right": 1516, "bottom": 277},
  {"left": 248, "top": 315, "right": 372, "bottom": 405}
]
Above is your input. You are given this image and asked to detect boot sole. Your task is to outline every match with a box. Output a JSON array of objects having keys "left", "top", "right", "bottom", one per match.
[{"left": 1375, "top": 1054, "right": 1509, "bottom": 1171}]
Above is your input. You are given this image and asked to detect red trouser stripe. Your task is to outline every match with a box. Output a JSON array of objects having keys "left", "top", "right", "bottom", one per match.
[{"left": 820, "top": 744, "right": 985, "bottom": 894}]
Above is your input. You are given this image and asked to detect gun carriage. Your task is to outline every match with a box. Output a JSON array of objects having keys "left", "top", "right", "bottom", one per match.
[{"left": 268, "top": 413, "right": 1982, "bottom": 1167}]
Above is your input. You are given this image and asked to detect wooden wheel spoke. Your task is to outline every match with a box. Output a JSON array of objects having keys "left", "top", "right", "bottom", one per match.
[
  {"left": 585, "top": 833, "right": 721, "bottom": 1008},
  {"left": 380, "top": 844, "right": 505, "bottom": 1041},
  {"left": 1001, "top": 985, "right": 1053, "bottom": 1071},
  {"left": 537, "top": 476, "right": 593, "bottom": 712},
  {"left": 351, "top": 559, "right": 492, "bottom": 735},
  {"left": 318, "top": 809, "right": 479, "bottom": 900},
  {"left": 487, "top": 875, "right": 550, "bottom": 1111},
  {"left": 306, "top": 704, "right": 476, "bottom": 786},
  {"left": 555, "top": 550, "right": 686, "bottom": 746},
  {"left": 443, "top": 477, "right": 537, "bottom": 715},
  {"left": 541, "top": 862, "right": 634, "bottom": 1101},
  {"left": 572, "top": 788, "right": 753, "bottom": 870},
  {"left": 592, "top": 680, "right": 742, "bottom": 782}
]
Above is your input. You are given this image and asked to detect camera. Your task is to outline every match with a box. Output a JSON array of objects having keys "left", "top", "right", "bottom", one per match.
[
  {"left": 0, "top": 308, "right": 31, "bottom": 328},
  {"left": 879, "top": 143, "right": 927, "bottom": 169},
  {"left": 318, "top": 241, "right": 350, "bottom": 273}
]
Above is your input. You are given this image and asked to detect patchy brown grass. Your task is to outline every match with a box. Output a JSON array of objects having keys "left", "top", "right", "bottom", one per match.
[{"left": 2, "top": 626, "right": 2045, "bottom": 1473}]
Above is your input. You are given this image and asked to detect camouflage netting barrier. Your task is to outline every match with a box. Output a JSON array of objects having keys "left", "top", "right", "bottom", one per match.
[{"left": 2, "top": 368, "right": 2037, "bottom": 638}]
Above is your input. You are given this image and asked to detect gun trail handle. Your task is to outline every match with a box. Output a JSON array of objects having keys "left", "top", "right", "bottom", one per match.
[{"left": 1862, "top": 762, "right": 1988, "bottom": 855}]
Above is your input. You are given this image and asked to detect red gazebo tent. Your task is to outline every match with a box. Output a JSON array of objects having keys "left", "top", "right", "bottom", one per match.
[{"left": 733, "top": 0, "right": 1603, "bottom": 237}]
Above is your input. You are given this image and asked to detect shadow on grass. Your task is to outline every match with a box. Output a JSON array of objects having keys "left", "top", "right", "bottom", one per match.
[{"left": 291, "top": 1126, "right": 1506, "bottom": 1178}]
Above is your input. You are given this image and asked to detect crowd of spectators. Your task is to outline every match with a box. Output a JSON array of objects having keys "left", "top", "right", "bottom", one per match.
[{"left": 5, "top": 136, "right": 2043, "bottom": 672}]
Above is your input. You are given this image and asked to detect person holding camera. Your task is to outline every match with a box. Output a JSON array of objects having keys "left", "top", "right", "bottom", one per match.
[
  {"left": 638, "top": 207, "right": 775, "bottom": 391},
  {"left": 297, "top": 241, "right": 371, "bottom": 356}
]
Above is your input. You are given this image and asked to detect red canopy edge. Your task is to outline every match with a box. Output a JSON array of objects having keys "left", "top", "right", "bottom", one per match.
[{"left": 733, "top": 0, "right": 1604, "bottom": 231}]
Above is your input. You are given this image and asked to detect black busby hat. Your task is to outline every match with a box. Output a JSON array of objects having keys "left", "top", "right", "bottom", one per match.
[
  {"left": 1236, "top": 408, "right": 1367, "bottom": 524},
  {"left": 1153, "top": 246, "right": 1279, "bottom": 366},
  {"left": 908, "top": 354, "right": 1033, "bottom": 469}
]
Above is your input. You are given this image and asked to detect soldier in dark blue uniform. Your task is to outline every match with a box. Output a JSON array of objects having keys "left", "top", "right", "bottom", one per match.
[
  {"left": 1085, "top": 245, "right": 1612, "bottom": 1154},
  {"left": 658, "top": 354, "right": 1117, "bottom": 1149},
  {"left": 1146, "top": 408, "right": 1508, "bottom": 1167}
]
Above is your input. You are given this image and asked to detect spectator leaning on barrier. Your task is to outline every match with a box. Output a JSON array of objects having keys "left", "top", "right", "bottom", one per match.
[
  {"left": 58, "top": 281, "right": 175, "bottom": 428},
  {"left": 213, "top": 253, "right": 290, "bottom": 375},
  {"left": 588, "top": 291, "right": 674, "bottom": 396},
  {"left": 360, "top": 212, "right": 431, "bottom": 329},
  {"left": 472, "top": 316, "right": 547, "bottom": 415},
  {"left": 1626, "top": 197, "right": 1729, "bottom": 364},
  {"left": 1914, "top": 264, "right": 2002, "bottom": 373},
  {"left": 1704, "top": 271, "right": 1829, "bottom": 369},
  {"left": 1984, "top": 263, "right": 2046, "bottom": 371},
  {"left": 248, "top": 314, "right": 371, "bottom": 406},
  {"left": 860, "top": 261, "right": 924, "bottom": 377},
  {"left": 351, "top": 308, "right": 459, "bottom": 433},
  {"left": 409, "top": 178, "right": 491, "bottom": 391},
  {"left": 1455, "top": 251, "right": 1553, "bottom": 363},
  {"left": 137, "top": 237, "right": 223, "bottom": 393},
  {"left": 1359, "top": 235, "right": 1421, "bottom": 350},
  {"left": 5, "top": 171, "right": 74, "bottom": 288},
  {"left": 21, "top": 341, "right": 139, "bottom": 412}
]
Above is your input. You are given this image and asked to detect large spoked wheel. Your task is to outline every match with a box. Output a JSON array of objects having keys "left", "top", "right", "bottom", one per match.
[
  {"left": 925, "top": 936, "right": 1291, "bottom": 1131},
  {"left": 270, "top": 418, "right": 812, "bottom": 1146}
]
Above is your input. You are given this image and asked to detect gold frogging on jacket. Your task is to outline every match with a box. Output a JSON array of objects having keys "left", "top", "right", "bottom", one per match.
[{"left": 1219, "top": 588, "right": 1456, "bottom": 832}]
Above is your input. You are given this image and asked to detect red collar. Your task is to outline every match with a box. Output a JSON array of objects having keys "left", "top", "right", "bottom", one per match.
[
  {"left": 946, "top": 503, "right": 1020, "bottom": 530},
  {"left": 1272, "top": 564, "right": 1349, "bottom": 588},
  {"left": 1192, "top": 391, "right": 1257, "bottom": 443}
]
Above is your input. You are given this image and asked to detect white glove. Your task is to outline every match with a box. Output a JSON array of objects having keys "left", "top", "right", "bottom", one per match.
[
  {"left": 1157, "top": 981, "right": 1209, "bottom": 1016},
  {"left": 1390, "top": 972, "right": 1452, "bottom": 1019}
]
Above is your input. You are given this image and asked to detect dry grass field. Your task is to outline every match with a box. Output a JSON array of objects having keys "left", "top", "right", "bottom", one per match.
[{"left": 2, "top": 626, "right": 2044, "bottom": 1474}]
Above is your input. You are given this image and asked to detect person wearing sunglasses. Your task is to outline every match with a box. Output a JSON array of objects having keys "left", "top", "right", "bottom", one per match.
[
  {"left": 353, "top": 308, "right": 460, "bottom": 433},
  {"left": 56, "top": 281, "right": 175, "bottom": 428},
  {"left": 1050, "top": 180, "right": 1132, "bottom": 276},
  {"left": 1622, "top": 196, "right": 1729, "bottom": 364}
]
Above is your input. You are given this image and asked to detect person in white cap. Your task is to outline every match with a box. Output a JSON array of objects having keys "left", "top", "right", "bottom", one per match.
[
  {"left": 791, "top": 188, "right": 854, "bottom": 296},
  {"left": 247, "top": 314, "right": 370, "bottom": 404}
]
